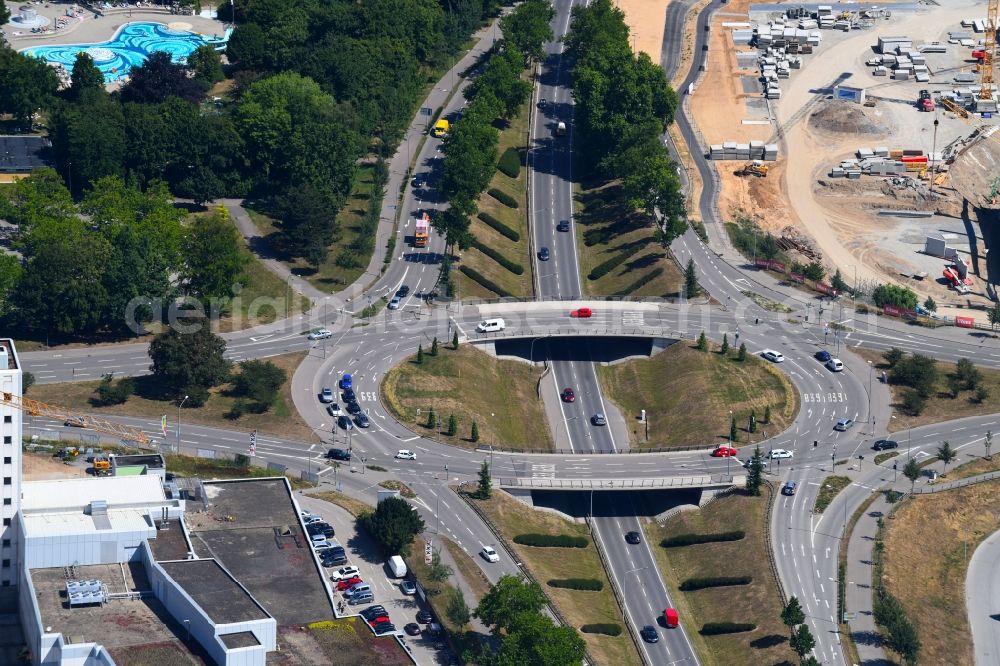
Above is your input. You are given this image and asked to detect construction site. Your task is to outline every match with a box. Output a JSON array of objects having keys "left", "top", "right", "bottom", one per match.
[{"left": 690, "top": 0, "right": 1000, "bottom": 317}]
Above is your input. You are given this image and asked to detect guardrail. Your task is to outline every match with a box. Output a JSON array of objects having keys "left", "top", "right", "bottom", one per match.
[
  {"left": 495, "top": 476, "right": 735, "bottom": 489},
  {"left": 465, "top": 327, "right": 677, "bottom": 340},
  {"left": 457, "top": 485, "right": 598, "bottom": 666},
  {"left": 586, "top": 515, "right": 651, "bottom": 666},
  {"left": 761, "top": 479, "right": 786, "bottom": 605},
  {"left": 479, "top": 443, "right": 714, "bottom": 454},
  {"left": 911, "top": 468, "right": 1000, "bottom": 493}
]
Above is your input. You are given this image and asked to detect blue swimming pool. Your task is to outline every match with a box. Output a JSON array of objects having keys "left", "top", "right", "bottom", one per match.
[{"left": 22, "top": 22, "right": 230, "bottom": 83}]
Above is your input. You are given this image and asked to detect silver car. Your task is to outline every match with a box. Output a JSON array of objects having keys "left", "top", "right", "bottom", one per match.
[{"left": 591, "top": 413, "right": 607, "bottom": 426}]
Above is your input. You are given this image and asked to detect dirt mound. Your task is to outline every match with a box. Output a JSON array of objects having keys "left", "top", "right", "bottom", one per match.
[{"left": 807, "top": 100, "right": 894, "bottom": 136}]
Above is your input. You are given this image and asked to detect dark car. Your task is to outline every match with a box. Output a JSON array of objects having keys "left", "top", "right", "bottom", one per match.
[
  {"left": 342, "top": 388, "right": 357, "bottom": 403},
  {"left": 327, "top": 448, "right": 351, "bottom": 461},
  {"left": 557, "top": 220, "right": 570, "bottom": 232},
  {"left": 640, "top": 625, "right": 659, "bottom": 643},
  {"left": 815, "top": 350, "right": 832, "bottom": 363},
  {"left": 561, "top": 387, "right": 576, "bottom": 403},
  {"left": 416, "top": 609, "right": 433, "bottom": 624},
  {"left": 323, "top": 546, "right": 348, "bottom": 566},
  {"left": 625, "top": 531, "right": 641, "bottom": 544},
  {"left": 361, "top": 606, "right": 388, "bottom": 620},
  {"left": 873, "top": 439, "right": 899, "bottom": 451},
  {"left": 309, "top": 523, "right": 335, "bottom": 538},
  {"left": 373, "top": 623, "right": 397, "bottom": 636},
  {"left": 396, "top": 285, "right": 410, "bottom": 298},
  {"left": 538, "top": 247, "right": 550, "bottom": 261},
  {"left": 337, "top": 415, "right": 353, "bottom": 430},
  {"left": 347, "top": 400, "right": 362, "bottom": 415},
  {"left": 355, "top": 413, "right": 371, "bottom": 428},
  {"left": 404, "top": 622, "right": 421, "bottom": 636},
  {"left": 537, "top": 98, "right": 547, "bottom": 109}
]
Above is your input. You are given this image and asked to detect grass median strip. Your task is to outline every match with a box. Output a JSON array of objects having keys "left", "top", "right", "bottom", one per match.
[{"left": 813, "top": 475, "right": 852, "bottom": 513}]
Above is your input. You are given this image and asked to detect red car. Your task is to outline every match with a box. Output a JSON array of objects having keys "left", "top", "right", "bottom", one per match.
[
  {"left": 336, "top": 576, "right": 363, "bottom": 591},
  {"left": 711, "top": 446, "right": 738, "bottom": 458},
  {"left": 368, "top": 616, "right": 391, "bottom": 627},
  {"left": 561, "top": 388, "right": 576, "bottom": 402},
  {"left": 570, "top": 307, "right": 593, "bottom": 318}
]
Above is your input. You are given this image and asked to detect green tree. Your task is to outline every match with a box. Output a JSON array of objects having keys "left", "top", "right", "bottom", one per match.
[
  {"left": 22, "top": 372, "right": 35, "bottom": 394},
  {"left": 475, "top": 575, "right": 548, "bottom": 635},
  {"left": 471, "top": 421, "right": 480, "bottom": 443},
  {"left": 148, "top": 325, "right": 231, "bottom": 396},
  {"left": 923, "top": 295, "right": 937, "bottom": 312},
  {"left": 746, "top": 445, "right": 764, "bottom": 496},
  {"left": 0, "top": 2, "right": 10, "bottom": 25},
  {"left": 903, "top": 458, "right": 921, "bottom": 492},
  {"left": 748, "top": 409, "right": 757, "bottom": 433},
  {"left": 720, "top": 333, "right": 729, "bottom": 355},
  {"left": 730, "top": 416, "right": 738, "bottom": 443},
  {"left": 990, "top": 301, "right": 1000, "bottom": 330},
  {"left": 417, "top": 344, "right": 424, "bottom": 364},
  {"left": 68, "top": 52, "right": 106, "bottom": 101},
  {"left": 890, "top": 353, "right": 938, "bottom": 398},
  {"left": 737, "top": 342, "right": 747, "bottom": 361},
  {"left": 120, "top": 51, "right": 203, "bottom": 104},
  {"left": 447, "top": 414, "right": 457, "bottom": 436},
  {"left": 0, "top": 254, "right": 23, "bottom": 317},
  {"left": 183, "top": 207, "right": 249, "bottom": 301},
  {"left": 357, "top": 496, "right": 425, "bottom": 556},
  {"left": 697, "top": 331, "right": 708, "bottom": 351},
  {"left": 684, "top": 258, "right": 699, "bottom": 298},
  {"left": 485, "top": 611, "right": 586, "bottom": 665},
  {"left": 50, "top": 90, "right": 126, "bottom": 195},
  {"left": 764, "top": 405, "right": 771, "bottom": 423},
  {"left": 500, "top": 0, "right": 555, "bottom": 63},
  {"left": 936, "top": 440, "right": 956, "bottom": 472},
  {"left": 883, "top": 347, "right": 905, "bottom": 369},
  {"left": 427, "top": 550, "right": 454, "bottom": 582},
  {"left": 93, "top": 374, "right": 135, "bottom": 406},
  {"left": 789, "top": 623, "right": 816, "bottom": 660},
  {"left": 477, "top": 460, "right": 492, "bottom": 499},
  {"left": 955, "top": 358, "right": 982, "bottom": 390},
  {"left": 453, "top": 330, "right": 459, "bottom": 349},
  {"left": 802, "top": 261, "right": 825, "bottom": 281},
  {"left": 431, "top": 337, "right": 439, "bottom": 356},
  {"left": 830, "top": 268, "right": 849, "bottom": 293},
  {"left": 446, "top": 588, "right": 472, "bottom": 627},
  {"left": 801, "top": 657, "right": 822, "bottom": 666},
  {"left": 232, "top": 360, "right": 287, "bottom": 411},
  {"left": 273, "top": 182, "right": 341, "bottom": 266},
  {"left": 187, "top": 44, "right": 225, "bottom": 87},
  {"left": 947, "top": 375, "right": 963, "bottom": 399},
  {"left": 0, "top": 49, "right": 60, "bottom": 125},
  {"left": 781, "top": 596, "right": 806, "bottom": 637},
  {"left": 987, "top": 430, "right": 994, "bottom": 460},
  {"left": 426, "top": 407, "right": 436, "bottom": 429},
  {"left": 901, "top": 389, "right": 926, "bottom": 415},
  {"left": 872, "top": 283, "right": 918, "bottom": 310}
]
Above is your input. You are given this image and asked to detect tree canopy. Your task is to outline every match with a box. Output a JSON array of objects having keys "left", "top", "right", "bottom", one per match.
[{"left": 358, "top": 496, "right": 426, "bottom": 556}]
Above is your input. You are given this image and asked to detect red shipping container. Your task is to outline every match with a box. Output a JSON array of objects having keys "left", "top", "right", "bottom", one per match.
[
  {"left": 901, "top": 155, "right": 928, "bottom": 163},
  {"left": 955, "top": 316, "right": 975, "bottom": 329}
]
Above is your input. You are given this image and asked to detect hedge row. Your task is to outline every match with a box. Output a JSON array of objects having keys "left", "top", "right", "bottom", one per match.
[
  {"left": 478, "top": 212, "right": 520, "bottom": 242},
  {"left": 679, "top": 576, "right": 752, "bottom": 591},
  {"left": 459, "top": 265, "right": 512, "bottom": 297},
  {"left": 588, "top": 246, "right": 640, "bottom": 281},
  {"left": 661, "top": 531, "right": 745, "bottom": 548},
  {"left": 700, "top": 622, "right": 756, "bottom": 636},
  {"left": 497, "top": 147, "right": 521, "bottom": 178},
  {"left": 615, "top": 267, "right": 664, "bottom": 296},
  {"left": 580, "top": 623, "right": 622, "bottom": 636},
  {"left": 583, "top": 226, "right": 613, "bottom": 247},
  {"left": 488, "top": 187, "right": 519, "bottom": 209},
  {"left": 513, "top": 533, "right": 589, "bottom": 548},
  {"left": 472, "top": 240, "right": 524, "bottom": 275},
  {"left": 547, "top": 578, "right": 604, "bottom": 591}
]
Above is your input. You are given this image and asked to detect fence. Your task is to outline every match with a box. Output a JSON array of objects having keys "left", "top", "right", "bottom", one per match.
[
  {"left": 761, "top": 480, "right": 786, "bottom": 605},
  {"left": 911, "top": 469, "right": 1000, "bottom": 494},
  {"left": 457, "top": 485, "right": 598, "bottom": 666},
  {"left": 494, "top": 475, "right": 734, "bottom": 489},
  {"left": 479, "top": 442, "right": 712, "bottom": 455},
  {"left": 466, "top": 327, "right": 677, "bottom": 341}
]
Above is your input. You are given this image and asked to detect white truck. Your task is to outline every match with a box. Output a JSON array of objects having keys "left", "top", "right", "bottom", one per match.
[{"left": 388, "top": 555, "right": 407, "bottom": 578}]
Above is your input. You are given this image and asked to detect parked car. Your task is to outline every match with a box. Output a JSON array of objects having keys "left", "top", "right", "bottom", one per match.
[
  {"left": 396, "top": 450, "right": 417, "bottom": 460},
  {"left": 367, "top": 615, "right": 391, "bottom": 627},
  {"left": 337, "top": 415, "right": 353, "bottom": 431},
  {"left": 781, "top": 481, "right": 797, "bottom": 496},
  {"left": 641, "top": 625, "right": 659, "bottom": 643},
  {"left": 625, "top": 531, "right": 641, "bottom": 544},
  {"left": 571, "top": 307, "right": 593, "bottom": 318},
  {"left": 873, "top": 439, "right": 898, "bottom": 451},
  {"left": 325, "top": 546, "right": 348, "bottom": 566},
  {"left": 331, "top": 565, "right": 360, "bottom": 581},
  {"left": 355, "top": 413, "right": 371, "bottom": 428},
  {"left": 768, "top": 449, "right": 793, "bottom": 459},
  {"left": 404, "top": 622, "right": 421, "bottom": 636},
  {"left": 561, "top": 387, "right": 576, "bottom": 402},
  {"left": 336, "top": 577, "right": 364, "bottom": 591},
  {"left": 361, "top": 606, "right": 388, "bottom": 621},
  {"left": 327, "top": 448, "right": 351, "bottom": 461},
  {"left": 834, "top": 418, "right": 855, "bottom": 432},
  {"left": 761, "top": 350, "right": 785, "bottom": 363},
  {"left": 373, "top": 623, "right": 397, "bottom": 636},
  {"left": 311, "top": 538, "right": 333, "bottom": 550},
  {"left": 416, "top": 609, "right": 433, "bottom": 624},
  {"left": 308, "top": 328, "right": 333, "bottom": 340},
  {"left": 400, "top": 580, "right": 417, "bottom": 595},
  {"left": 480, "top": 546, "right": 500, "bottom": 563},
  {"left": 711, "top": 446, "right": 738, "bottom": 458},
  {"left": 815, "top": 350, "right": 831, "bottom": 362},
  {"left": 320, "top": 387, "right": 334, "bottom": 403},
  {"left": 826, "top": 358, "right": 844, "bottom": 372},
  {"left": 591, "top": 413, "right": 607, "bottom": 426},
  {"left": 308, "top": 523, "right": 335, "bottom": 538}
]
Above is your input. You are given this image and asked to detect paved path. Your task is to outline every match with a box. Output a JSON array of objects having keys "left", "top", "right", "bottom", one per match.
[{"left": 968, "top": 526, "right": 1000, "bottom": 665}]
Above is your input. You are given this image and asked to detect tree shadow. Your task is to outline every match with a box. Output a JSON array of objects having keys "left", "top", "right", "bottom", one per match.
[
  {"left": 749, "top": 634, "right": 787, "bottom": 649},
  {"left": 623, "top": 252, "right": 664, "bottom": 272},
  {"left": 851, "top": 629, "right": 883, "bottom": 647}
]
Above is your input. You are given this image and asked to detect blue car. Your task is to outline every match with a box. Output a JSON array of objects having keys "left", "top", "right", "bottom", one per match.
[
  {"left": 340, "top": 373, "right": 353, "bottom": 390},
  {"left": 815, "top": 350, "right": 831, "bottom": 363}
]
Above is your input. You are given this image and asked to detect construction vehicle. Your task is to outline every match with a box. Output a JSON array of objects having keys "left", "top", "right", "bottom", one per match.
[
  {"left": 413, "top": 212, "right": 430, "bottom": 248},
  {"left": 917, "top": 89, "right": 935, "bottom": 112},
  {"left": 92, "top": 456, "right": 112, "bottom": 476},
  {"left": 737, "top": 161, "right": 769, "bottom": 177},
  {"left": 973, "top": 49, "right": 988, "bottom": 62},
  {"left": 431, "top": 119, "right": 449, "bottom": 138},
  {"left": 941, "top": 96, "right": 969, "bottom": 118},
  {"left": 0, "top": 391, "right": 150, "bottom": 446}
]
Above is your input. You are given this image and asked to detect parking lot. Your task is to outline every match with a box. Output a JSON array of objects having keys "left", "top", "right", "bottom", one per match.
[{"left": 295, "top": 493, "right": 455, "bottom": 665}]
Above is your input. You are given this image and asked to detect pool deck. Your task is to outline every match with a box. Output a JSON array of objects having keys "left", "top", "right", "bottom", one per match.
[{"left": 2, "top": 2, "right": 226, "bottom": 48}]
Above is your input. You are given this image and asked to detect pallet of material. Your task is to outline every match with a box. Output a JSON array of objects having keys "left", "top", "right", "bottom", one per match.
[
  {"left": 873, "top": 66, "right": 887, "bottom": 76},
  {"left": 919, "top": 43, "right": 947, "bottom": 53}
]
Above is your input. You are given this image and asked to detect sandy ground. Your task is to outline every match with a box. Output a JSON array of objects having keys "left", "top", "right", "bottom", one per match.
[
  {"left": 618, "top": 0, "right": 669, "bottom": 62},
  {"left": 22, "top": 451, "right": 86, "bottom": 481}
]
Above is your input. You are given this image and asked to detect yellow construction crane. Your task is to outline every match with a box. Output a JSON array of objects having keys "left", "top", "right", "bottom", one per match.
[
  {"left": 0, "top": 392, "right": 151, "bottom": 446},
  {"left": 980, "top": 0, "right": 998, "bottom": 102}
]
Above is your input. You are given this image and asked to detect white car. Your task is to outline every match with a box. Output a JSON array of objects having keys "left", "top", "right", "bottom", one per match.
[
  {"left": 302, "top": 514, "right": 323, "bottom": 525},
  {"left": 826, "top": 358, "right": 844, "bottom": 372},
  {"left": 761, "top": 350, "right": 784, "bottom": 363},
  {"left": 308, "top": 328, "right": 333, "bottom": 340},
  {"left": 768, "top": 449, "right": 793, "bottom": 460},
  {"left": 331, "top": 566, "right": 361, "bottom": 581},
  {"left": 395, "top": 450, "right": 417, "bottom": 460},
  {"left": 480, "top": 546, "right": 500, "bottom": 563},
  {"left": 312, "top": 539, "right": 333, "bottom": 550}
]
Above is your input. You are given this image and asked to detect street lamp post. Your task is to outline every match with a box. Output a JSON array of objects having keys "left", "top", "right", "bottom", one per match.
[
  {"left": 176, "top": 395, "right": 189, "bottom": 453},
  {"left": 867, "top": 360, "right": 873, "bottom": 435}
]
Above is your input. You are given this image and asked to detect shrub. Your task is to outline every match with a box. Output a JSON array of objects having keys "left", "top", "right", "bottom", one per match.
[
  {"left": 459, "top": 266, "right": 512, "bottom": 297},
  {"left": 583, "top": 226, "right": 614, "bottom": 247},
  {"left": 580, "top": 623, "right": 622, "bottom": 636},
  {"left": 93, "top": 375, "right": 135, "bottom": 406},
  {"left": 700, "top": 622, "right": 756, "bottom": 636},
  {"left": 513, "top": 533, "right": 589, "bottom": 548},
  {"left": 615, "top": 267, "right": 664, "bottom": 296},
  {"left": 472, "top": 240, "right": 524, "bottom": 275},
  {"left": 478, "top": 212, "right": 520, "bottom": 241},
  {"left": 547, "top": 578, "right": 604, "bottom": 591},
  {"left": 488, "top": 187, "right": 518, "bottom": 209},
  {"left": 497, "top": 147, "right": 521, "bottom": 178},
  {"left": 680, "top": 576, "right": 752, "bottom": 591},
  {"left": 661, "top": 531, "right": 745, "bottom": 547},
  {"left": 588, "top": 246, "right": 641, "bottom": 281},
  {"left": 872, "top": 284, "right": 918, "bottom": 310}
]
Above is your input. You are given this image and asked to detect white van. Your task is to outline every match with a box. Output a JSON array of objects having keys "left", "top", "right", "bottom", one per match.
[
  {"left": 388, "top": 555, "right": 407, "bottom": 578},
  {"left": 476, "top": 318, "right": 505, "bottom": 333}
]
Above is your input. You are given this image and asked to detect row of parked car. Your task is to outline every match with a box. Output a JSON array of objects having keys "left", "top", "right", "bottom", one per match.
[{"left": 301, "top": 510, "right": 349, "bottom": 569}]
